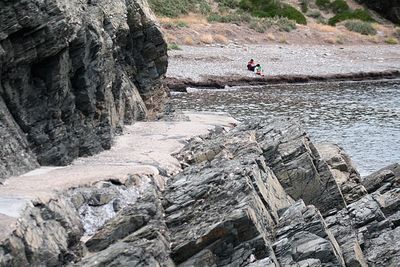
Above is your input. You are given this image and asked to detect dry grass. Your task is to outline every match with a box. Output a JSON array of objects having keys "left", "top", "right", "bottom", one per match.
[
  {"left": 164, "top": 33, "right": 177, "bottom": 44},
  {"left": 213, "top": 34, "right": 229, "bottom": 44},
  {"left": 385, "top": 37, "right": 398, "bottom": 45},
  {"left": 372, "top": 23, "right": 392, "bottom": 36},
  {"left": 309, "top": 23, "right": 338, "bottom": 33},
  {"left": 159, "top": 14, "right": 208, "bottom": 25},
  {"left": 336, "top": 35, "right": 345, "bottom": 44},
  {"left": 183, "top": 35, "right": 195, "bottom": 45},
  {"left": 200, "top": 34, "right": 214, "bottom": 44},
  {"left": 266, "top": 33, "right": 276, "bottom": 41},
  {"left": 278, "top": 35, "right": 288, "bottom": 44},
  {"left": 368, "top": 35, "right": 380, "bottom": 44},
  {"left": 323, "top": 37, "right": 336, "bottom": 44}
]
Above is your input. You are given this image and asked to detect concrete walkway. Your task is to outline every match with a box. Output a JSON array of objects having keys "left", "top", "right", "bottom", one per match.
[{"left": 0, "top": 112, "right": 237, "bottom": 240}]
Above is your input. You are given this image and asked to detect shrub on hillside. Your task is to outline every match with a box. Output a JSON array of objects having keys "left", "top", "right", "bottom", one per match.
[
  {"left": 344, "top": 20, "right": 377, "bottom": 35},
  {"left": 216, "top": 0, "right": 241, "bottom": 9},
  {"left": 385, "top": 37, "right": 398, "bottom": 44},
  {"left": 328, "top": 9, "right": 373, "bottom": 25},
  {"left": 240, "top": 0, "right": 307, "bottom": 25},
  {"left": 315, "top": 0, "right": 331, "bottom": 10},
  {"left": 167, "top": 43, "right": 182, "bottom": 50},
  {"left": 149, "top": 0, "right": 211, "bottom": 17},
  {"left": 300, "top": 0, "right": 310, "bottom": 13},
  {"left": 249, "top": 17, "right": 296, "bottom": 33},
  {"left": 207, "top": 11, "right": 252, "bottom": 24},
  {"left": 306, "top": 9, "right": 322, "bottom": 18},
  {"left": 330, "top": 0, "right": 349, "bottom": 14}
]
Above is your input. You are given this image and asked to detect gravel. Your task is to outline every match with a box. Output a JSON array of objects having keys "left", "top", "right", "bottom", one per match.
[{"left": 167, "top": 44, "right": 400, "bottom": 81}]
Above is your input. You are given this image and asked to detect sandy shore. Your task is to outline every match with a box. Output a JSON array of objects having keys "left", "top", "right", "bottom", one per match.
[
  {"left": 166, "top": 44, "right": 400, "bottom": 86},
  {"left": 0, "top": 112, "right": 237, "bottom": 240}
]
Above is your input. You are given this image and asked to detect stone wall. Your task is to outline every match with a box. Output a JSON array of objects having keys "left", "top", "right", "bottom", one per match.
[{"left": 0, "top": 0, "right": 168, "bottom": 179}]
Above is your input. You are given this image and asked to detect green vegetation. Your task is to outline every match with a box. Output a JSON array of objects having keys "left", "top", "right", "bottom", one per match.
[
  {"left": 330, "top": 0, "right": 349, "bottom": 14},
  {"left": 239, "top": 0, "right": 307, "bottom": 24},
  {"left": 344, "top": 20, "right": 376, "bottom": 35},
  {"left": 300, "top": 0, "right": 310, "bottom": 13},
  {"left": 215, "top": 0, "right": 241, "bottom": 9},
  {"left": 249, "top": 17, "right": 296, "bottom": 32},
  {"left": 306, "top": 9, "right": 322, "bottom": 18},
  {"left": 315, "top": 0, "right": 331, "bottom": 10},
  {"left": 162, "top": 21, "right": 189, "bottom": 29},
  {"left": 207, "top": 11, "right": 252, "bottom": 24},
  {"left": 148, "top": 0, "right": 211, "bottom": 17},
  {"left": 329, "top": 9, "right": 374, "bottom": 26},
  {"left": 167, "top": 43, "right": 182, "bottom": 50},
  {"left": 385, "top": 37, "right": 398, "bottom": 44}
]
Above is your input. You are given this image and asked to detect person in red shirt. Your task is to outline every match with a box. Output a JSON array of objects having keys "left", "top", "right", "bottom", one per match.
[{"left": 247, "top": 59, "right": 256, "bottom": 71}]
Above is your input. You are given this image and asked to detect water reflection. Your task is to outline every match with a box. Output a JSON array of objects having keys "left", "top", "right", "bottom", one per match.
[{"left": 170, "top": 80, "right": 400, "bottom": 176}]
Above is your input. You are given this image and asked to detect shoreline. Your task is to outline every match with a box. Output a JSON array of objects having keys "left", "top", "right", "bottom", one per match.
[
  {"left": 165, "top": 70, "right": 400, "bottom": 91},
  {"left": 166, "top": 44, "right": 400, "bottom": 91}
]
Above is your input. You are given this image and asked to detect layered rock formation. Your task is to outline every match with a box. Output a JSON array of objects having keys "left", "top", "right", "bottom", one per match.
[
  {"left": 0, "top": 0, "right": 168, "bottom": 181},
  {"left": 0, "top": 119, "right": 399, "bottom": 266},
  {"left": 356, "top": 0, "right": 400, "bottom": 24}
]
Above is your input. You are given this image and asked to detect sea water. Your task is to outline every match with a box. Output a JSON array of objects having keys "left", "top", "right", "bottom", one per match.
[{"left": 170, "top": 79, "right": 400, "bottom": 176}]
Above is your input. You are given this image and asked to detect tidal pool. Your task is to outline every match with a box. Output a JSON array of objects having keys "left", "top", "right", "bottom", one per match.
[{"left": 170, "top": 79, "right": 400, "bottom": 176}]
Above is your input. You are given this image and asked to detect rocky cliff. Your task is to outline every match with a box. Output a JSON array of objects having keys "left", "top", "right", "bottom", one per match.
[
  {"left": 356, "top": 0, "right": 400, "bottom": 23},
  {"left": 1, "top": 118, "right": 399, "bottom": 266},
  {"left": 0, "top": 0, "right": 168, "bottom": 181}
]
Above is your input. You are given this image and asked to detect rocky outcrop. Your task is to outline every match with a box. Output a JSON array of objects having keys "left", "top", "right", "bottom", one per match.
[
  {"left": 254, "top": 120, "right": 345, "bottom": 214},
  {"left": 356, "top": 0, "right": 400, "bottom": 23},
  {"left": 0, "top": 0, "right": 168, "bottom": 178},
  {"left": 362, "top": 163, "right": 400, "bottom": 194},
  {"left": 0, "top": 97, "right": 38, "bottom": 183},
  {"left": 1, "top": 118, "right": 399, "bottom": 266},
  {"left": 317, "top": 143, "right": 367, "bottom": 204}
]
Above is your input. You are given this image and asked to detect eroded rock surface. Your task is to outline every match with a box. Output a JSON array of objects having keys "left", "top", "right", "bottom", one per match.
[
  {"left": 0, "top": 118, "right": 399, "bottom": 266},
  {"left": 317, "top": 143, "right": 367, "bottom": 204},
  {"left": 0, "top": 0, "right": 167, "bottom": 179}
]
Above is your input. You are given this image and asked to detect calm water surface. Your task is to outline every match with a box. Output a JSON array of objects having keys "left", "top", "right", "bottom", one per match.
[{"left": 170, "top": 80, "right": 400, "bottom": 176}]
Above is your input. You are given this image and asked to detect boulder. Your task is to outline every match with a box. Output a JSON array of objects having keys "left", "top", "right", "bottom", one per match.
[
  {"left": 273, "top": 200, "right": 346, "bottom": 267},
  {"left": 316, "top": 143, "right": 367, "bottom": 204},
  {"left": 250, "top": 119, "right": 346, "bottom": 214},
  {"left": 362, "top": 163, "right": 400, "bottom": 193},
  {"left": 166, "top": 126, "right": 294, "bottom": 266}
]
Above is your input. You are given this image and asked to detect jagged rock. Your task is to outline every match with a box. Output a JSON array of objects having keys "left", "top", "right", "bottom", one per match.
[
  {"left": 317, "top": 143, "right": 367, "bottom": 204},
  {"left": 362, "top": 163, "right": 400, "bottom": 193},
  {"left": 0, "top": 198, "right": 84, "bottom": 267},
  {"left": 0, "top": 96, "right": 38, "bottom": 183},
  {"left": 1, "top": 118, "right": 399, "bottom": 267},
  {"left": 0, "top": 0, "right": 167, "bottom": 177},
  {"left": 166, "top": 125, "right": 294, "bottom": 266},
  {"left": 325, "top": 188, "right": 400, "bottom": 267},
  {"left": 76, "top": 187, "right": 174, "bottom": 267},
  {"left": 273, "top": 200, "right": 346, "bottom": 267},
  {"left": 245, "top": 119, "right": 346, "bottom": 214}
]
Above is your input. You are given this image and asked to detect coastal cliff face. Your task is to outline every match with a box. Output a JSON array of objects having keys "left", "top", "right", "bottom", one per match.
[
  {"left": 1, "top": 119, "right": 399, "bottom": 266},
  {"left": 0, "top": 0, "right": 168, "bottom": 180},
  {"left": 356, "top": 0, "right": 400, "bottom": 23}
]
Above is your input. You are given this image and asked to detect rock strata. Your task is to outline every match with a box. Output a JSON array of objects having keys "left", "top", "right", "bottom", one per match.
[
  {"left": 0, "top": 0, "right": 167, "bottom": 179},
  {"left": 317, "top": 143, "right": 367, "bottom": 204},
  {"left": 0, "top": 118, "right": 399, "bottom": 266}
]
